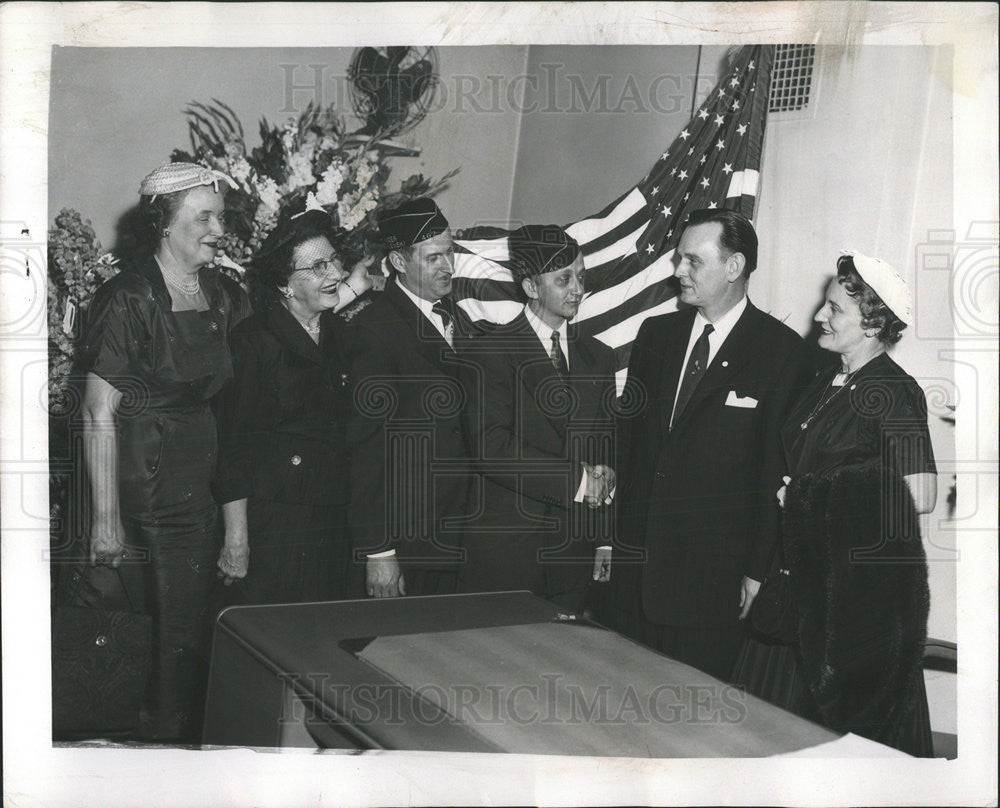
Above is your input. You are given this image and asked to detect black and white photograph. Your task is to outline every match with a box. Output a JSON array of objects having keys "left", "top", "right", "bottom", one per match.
[{"left": 1, "top": 2, "right": 997, "bottom": 806}]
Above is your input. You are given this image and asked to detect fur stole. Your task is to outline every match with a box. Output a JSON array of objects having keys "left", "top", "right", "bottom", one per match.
[{"left": 783, "top": 462, "right": 930, "bottom": 751}]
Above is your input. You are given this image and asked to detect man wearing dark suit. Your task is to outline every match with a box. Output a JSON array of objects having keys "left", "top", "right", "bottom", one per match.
[
  {"left": 346, "top": 198, "right": 470, "bottom": 598},
  {"left": 457, "top": 224, "right": 618, "bottom": 613},
  {"left": 606, "top": 208, "right": 812, "bottom": 680}
]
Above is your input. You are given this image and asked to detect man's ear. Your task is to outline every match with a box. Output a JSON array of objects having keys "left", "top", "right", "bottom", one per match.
[
  {"left": 726, "top": 252, "right": 746, "bottom": 282},
  {"left": 388, "top": 250, "right": 407, "bottom": 274},
  {"left": 521, "top": 276, "right": 539, "bottom": 300}
]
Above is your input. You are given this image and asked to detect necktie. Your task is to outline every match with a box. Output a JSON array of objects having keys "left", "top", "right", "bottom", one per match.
[
  {"left": 431, "top": 300, "right": 454, "bottom": 347},
  {"left": 550, "top": 330, "right": 568, "bottom": 375},
  {"left": 672, "top": 323, "right": 714, "bottom": 426}
]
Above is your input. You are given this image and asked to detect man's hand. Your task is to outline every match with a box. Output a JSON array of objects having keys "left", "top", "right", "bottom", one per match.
[
  {"left": 217, "top": 533, "right": 249, "bottom": 585},
  {"left": 90, "top": 515, "right": 126, "bottom": 568},
  {"left": 592, "top": 465, "right": 616, "bottom": 501},
  {"left": 582, "top": 464, "right": 615, "bottom": 509},
  {"left": 738, "top": 575, "right": 762, "bottom": 620},
  {"left": 776, "top": 475, "right": 791, "bottom": 509},
  {"left": 592, "top": 546, "right": 612, "bottom": 582},
  {"left": 367, "top": 555, "right": 405, "bottom": 598}
]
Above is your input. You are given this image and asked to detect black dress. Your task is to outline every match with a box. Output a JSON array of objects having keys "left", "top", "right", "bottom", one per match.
[
  {"left": 732, "top": 352, "right": 936, "bottom": 755},
  {"left": 213, "top": 302, "right": 352, "bottom": 604},
  {"left": 75, "top": 258, "right": 250, "bottom": 741}
]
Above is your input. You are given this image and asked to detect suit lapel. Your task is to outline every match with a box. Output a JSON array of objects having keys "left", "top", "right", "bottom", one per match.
[
  {"left": 508, "top": 313, "right": 569, "bottom": 437},
  {"left": 567, "top": 326, "right": 610, "bottom": 421},
  {"left": 385, "top": 281, "right": 457, "bottom": 372},
  {"left": 669, "top": 302, "right": 759, "bottom": 433},
  {"left": 266, "top": 301, "right": 323, "bottom": 366},
  {"left": 657, "top": 309, "right": 697, "bottom": 430}
]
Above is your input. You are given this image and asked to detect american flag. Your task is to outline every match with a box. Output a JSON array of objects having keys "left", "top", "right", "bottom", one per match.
[{"left": 451, "top": 45, "right": 774, "bottom": 392}]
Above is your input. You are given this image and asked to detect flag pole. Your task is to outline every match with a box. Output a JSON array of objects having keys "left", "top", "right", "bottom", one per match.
[{"left": 690, "top": 45, "right": 702, "bottom": 120}]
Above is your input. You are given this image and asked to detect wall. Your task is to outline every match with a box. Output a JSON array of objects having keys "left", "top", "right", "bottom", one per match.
[
  {"left": 48, "top": 46, "right": 529, "bottom": 249},
  {"left": 508, "top": 45, "right": 701, "bottom": 225}
]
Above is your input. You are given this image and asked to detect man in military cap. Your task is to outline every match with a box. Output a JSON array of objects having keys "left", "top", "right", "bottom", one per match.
[
  {"left": 345, "top": 197, "right": 471, "bottom": 598},
  {"left": 455, "top": 224, "right": 618, "bottom": 612}
]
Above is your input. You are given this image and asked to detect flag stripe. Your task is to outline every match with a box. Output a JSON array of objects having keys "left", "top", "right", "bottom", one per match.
[
  {"left": 575, "top": 249, "right": 675, "bottom": 323},
  {"left": 578, "top": 276, "right": 679, "bottom": 339},
  {"left": 600, "top": 296, "right": 681, "bottom": 360},
  {"left": 448, "top": 45, "right": 773, "bottom": 386},
  {"left": 565, "top": 187, "right": 646, "bottom": 246}
]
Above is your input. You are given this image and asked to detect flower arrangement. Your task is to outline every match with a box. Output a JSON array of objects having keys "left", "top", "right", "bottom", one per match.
[
  {"left": 47, "top": 208, "right": 121, "bottom": 418},
  {"left": 171, "top": 99, "right": 458, "bottom": 281}
]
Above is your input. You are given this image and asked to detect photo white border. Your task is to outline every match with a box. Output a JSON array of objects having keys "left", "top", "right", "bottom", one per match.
[{"left": 2, "top": 3, "right": 996, "bottom": 806}]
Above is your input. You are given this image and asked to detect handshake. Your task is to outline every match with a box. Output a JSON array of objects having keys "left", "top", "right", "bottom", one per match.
[{"left": 581, "top": 463, "right": 616, "bottom": 509}]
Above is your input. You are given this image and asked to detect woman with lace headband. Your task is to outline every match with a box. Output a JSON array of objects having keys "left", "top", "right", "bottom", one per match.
[
  {"left": 76, "top": 162, "right": 251, "bottom": 742},
  {"left": 733, "top": 252, "right": 937, "bottom": 756}
]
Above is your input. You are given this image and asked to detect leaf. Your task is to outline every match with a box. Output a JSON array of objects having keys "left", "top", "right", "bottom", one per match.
[
  {"left": 189, "top": 100, "right": 238, "bottom": 142},
  {"left": 211, "top": 98, "right": 245, "bottom": 140},
  {"left": 186, "top": 110, "right": 226, "bottom": 154}
]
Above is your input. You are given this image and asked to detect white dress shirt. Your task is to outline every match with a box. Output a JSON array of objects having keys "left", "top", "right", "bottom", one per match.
[
  {"left": 523, "top": 305, "right": 614, "bottom": 521},
  {"left": 671, "top": 295, "right": 748, "bottom": 425},
  {"left": 523, "top": 303, "right": 569, "bottom": 369},
  {"left": 396, "top": 277, "right": 453, "bottom": 346}
]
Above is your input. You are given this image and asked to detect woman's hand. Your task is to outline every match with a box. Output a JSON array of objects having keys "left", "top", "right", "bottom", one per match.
[
  {"left": 346, "top": 255, "right": 376, "bottom": 295},
  {"left": 217, "top": 532, "right": 249, "bottom": 585},
  {"left": 776, "top": 475, "right": 791, "bottom": 509},
  {"left": 90, "top": 514, "right": 126, "bottom": 568}
]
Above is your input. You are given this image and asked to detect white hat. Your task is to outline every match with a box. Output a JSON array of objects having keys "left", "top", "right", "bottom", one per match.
[
  {"left": 840, "top": 251, "right": 912, "bottom": 325},
  {"left": 139, "top": 162, "right": 237, "bottom": 202}
]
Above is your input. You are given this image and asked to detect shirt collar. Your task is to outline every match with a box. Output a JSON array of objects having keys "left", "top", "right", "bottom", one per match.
[
  {"left": 395, "top": 276, "right": 438, "bottom": 318},
  {"left": 695, "top": 295, "right": 747, "bottom": 341},
  {"left": 523, "top": 303, "right": 567, "bottom": 343}
]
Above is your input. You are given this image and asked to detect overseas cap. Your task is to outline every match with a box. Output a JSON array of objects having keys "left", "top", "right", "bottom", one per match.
[
  {"left": 508, "top": 224, "right": 581, "bottom": 282},
  {"left": 377, "top": 197, "right": 449, "bottom": 251}
]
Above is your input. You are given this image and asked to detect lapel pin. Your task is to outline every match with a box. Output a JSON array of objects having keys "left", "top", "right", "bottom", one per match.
[{"left": 721, "top": 360, "right": 729, "bottom": 368}]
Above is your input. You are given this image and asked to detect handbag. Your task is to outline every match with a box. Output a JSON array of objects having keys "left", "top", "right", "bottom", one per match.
[
  {"left": 750, "top": 566, "right": 799, "bottom": 645},
  {"left": 52, "top": 565, "right": 153, "bottom": 737}
]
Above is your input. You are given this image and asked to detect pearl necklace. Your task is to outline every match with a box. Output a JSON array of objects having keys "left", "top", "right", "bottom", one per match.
[{"left": 156, "top": 257, "right": 201, "bottom": 295}]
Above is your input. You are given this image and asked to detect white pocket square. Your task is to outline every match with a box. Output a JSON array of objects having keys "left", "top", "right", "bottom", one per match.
[{"left": 725, "top": 390, "right": 758, "bottom": 408}]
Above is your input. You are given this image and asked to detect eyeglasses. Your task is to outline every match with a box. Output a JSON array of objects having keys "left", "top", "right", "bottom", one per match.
[{"left": 292, "top": 258, "right": 345, "bottom": 279}]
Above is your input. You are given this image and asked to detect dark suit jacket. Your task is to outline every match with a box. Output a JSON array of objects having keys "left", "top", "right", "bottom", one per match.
[
  {"left": 611, "top": 301, "right": 812, "bottom": 628},
  {"left": 456, "top": 312, "right": 618, "bottom": 598},
  {"left": 213, "top": 301, "right": 350, "bottom": 508},
  {"left": 344, "top": 282, "right": 472, "bottom": 568}
]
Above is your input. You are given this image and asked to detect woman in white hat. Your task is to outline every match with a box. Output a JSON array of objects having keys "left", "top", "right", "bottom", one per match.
[
  {"left": 734, "top": 253, "right": 937, "bottom": 756},
  {"left": 73, "top": 162, "right": 251, "bottom": 742}
]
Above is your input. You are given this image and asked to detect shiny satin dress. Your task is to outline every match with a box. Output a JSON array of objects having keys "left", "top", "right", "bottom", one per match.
[{"left": 78, "top": 257, "right": 250, "bottom": 740}]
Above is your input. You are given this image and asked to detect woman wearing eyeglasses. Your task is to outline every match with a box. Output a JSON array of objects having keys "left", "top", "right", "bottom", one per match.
[{"left": 213, "top": 209, "right": 365, "bottom": 604}]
